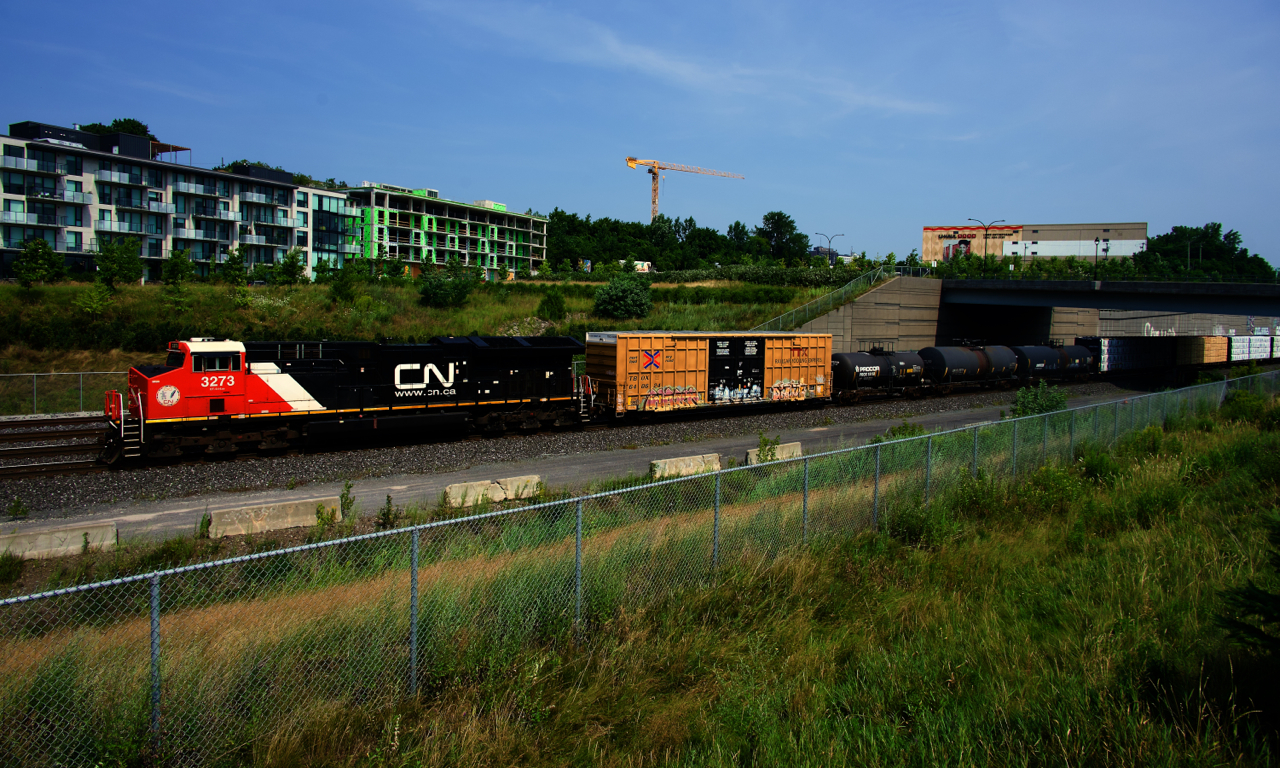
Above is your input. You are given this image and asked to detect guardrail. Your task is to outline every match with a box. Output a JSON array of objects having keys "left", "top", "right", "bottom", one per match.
[{"left": 750, "top": 266, "right": 888, "bottom": 331}]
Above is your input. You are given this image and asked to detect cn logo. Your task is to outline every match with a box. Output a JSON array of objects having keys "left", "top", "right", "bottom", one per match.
[
  {"left": 642, "top": 351, "right": 661, "bottom": 370},
  {"left": 394, "top": 363, "right": 455, "bottom": 390}
]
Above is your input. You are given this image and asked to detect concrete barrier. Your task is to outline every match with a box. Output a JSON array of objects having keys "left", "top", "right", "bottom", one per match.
[
  {"left": 497, "top": 475, "right": 540, "bottom": 500},
  {"left": 210, "top": 496, "right": 341, "bottom": 538},
  {"left": 745, "top": 442, "right": 803, "bottom": 466},
  {"left": 650, "top": 453, "right": 721, "bottom": 479},
  {"left": 0, "top": 521, "right": 117, "bottom": 559},
  {"left": 445, "top": 481, "right": 505, "bottom": 507}
]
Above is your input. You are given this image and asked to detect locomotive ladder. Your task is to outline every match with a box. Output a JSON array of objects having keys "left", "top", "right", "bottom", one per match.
[{"left": 119, "top": 419, "right": 143, "bottom": 459}]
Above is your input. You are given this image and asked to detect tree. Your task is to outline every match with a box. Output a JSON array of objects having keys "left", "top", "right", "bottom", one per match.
[
  {"left": 593, "top": 275, "right": 652, "bottom": 319},
  {"left": 80, "top": 119, "right": 157, "bottom": 141},
  {"left": 220, "top": 247, "right": 246, "bottom": 285},
  {"left": 12, "top": 238, "right": 63, "bottom": 288},
  {"left": 275, "top": 247, "right": 307, "bottom": 285},
  {"left": 72, "top": 283, "right": 113, "bottom": 322},
  {"left": 94, "top": 237, "right": 143, "bottom": 290},
  {"left": 162, "top": 248, "right": 195, "bottom": 286},
  {"left": 1144, "top": 223, "right": 1272, "bottom": 282},
  {"left": 754, "top": 211, "right": 811, "bottom": 268},
  {"left": 419, "top": 257, "right": 480, "bottom": 308}
]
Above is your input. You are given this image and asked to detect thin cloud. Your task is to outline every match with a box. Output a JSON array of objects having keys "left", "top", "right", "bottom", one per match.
[
  {"left": 417, "top": 1, "right": 938, "bottom": 115},
  {"left": 129, "top": 80, "right": 225, "bottom": 106}
]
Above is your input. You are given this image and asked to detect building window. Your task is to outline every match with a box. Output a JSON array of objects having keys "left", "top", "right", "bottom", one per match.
[
  {"left": 1103, "top": 229, "right": 1110, "bottom": 233},
  {"left": 297, "top": 211, "right": 307, "bottom": 226},
  {"left": 3, "top": 145, "right": 23, "bottom": 159},
  {"left": 68, "top": 207, "right": 83, "bottom": 227},
  {"left": 296, "top": 231, "right": 308, "bottom": 247},
  {"left": 296, "top": 191, "right": 308, "bottom": 207},
  {"left": 65, "top": 156, "right": 82, "bottom": 175}
]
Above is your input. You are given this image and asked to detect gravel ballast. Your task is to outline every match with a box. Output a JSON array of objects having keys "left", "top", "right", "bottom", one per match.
[{"left": 0, "top": 381, "right": 1131, "bottom": 516}]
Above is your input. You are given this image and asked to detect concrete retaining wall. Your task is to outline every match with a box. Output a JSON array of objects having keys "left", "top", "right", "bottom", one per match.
[
  {"left": 745, "top": 442, "right": 803, "bottom": 465},
  {"left": 0, "top": 522, "right": 118, "bottom": 559},
  {"left": 210, "top": 497, "right": 341, "bottom": 538},
  {"left": 651, "top": 453, "right": 721, "bottom": 479},
  {"left": 798, "top": 276, "right": 942, "bottom": 354}
]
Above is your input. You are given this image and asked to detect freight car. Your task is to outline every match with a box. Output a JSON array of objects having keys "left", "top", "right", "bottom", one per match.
[
  {"left": 830, "top": 343, "right": 924, "bottom": 402},
  {"left": 584, "top": 331, "right": 833, "bottom": 416},
  {"left": 103, "top": 336, "right": 585, "bottom": 462},
  {"left": 918, "top": 345, "right": 1018, "bottom": 393}
]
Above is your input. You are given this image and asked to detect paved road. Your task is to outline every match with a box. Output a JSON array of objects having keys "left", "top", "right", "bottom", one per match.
[{"left": 3, "top": 390, "right": 1140, "bottom": 544}]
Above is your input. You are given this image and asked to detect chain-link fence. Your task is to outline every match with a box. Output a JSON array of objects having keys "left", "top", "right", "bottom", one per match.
[
  {"left": 0, "top": 372, "right": 1274, "bottom": 765},
  {"left": 0, "top": 372, "right": 127, "bottom": 416}
]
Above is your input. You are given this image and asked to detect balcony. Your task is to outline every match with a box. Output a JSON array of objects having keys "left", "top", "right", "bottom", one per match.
[
  {"left": 1, "top": 211, "right": 64, "bottom": 226},
  {"left": 57, "top": 240, "right": 86, "bottom": 253},
  {"left": 338, "top": 243, "right": 362, "bottom": 254},
  {"left": 173, "top": 181, "right": 221, "bottom": 196},
  {"left": 173, "top": 227, "right": 222, "bottom": 241},
  {"left": 239, "top": 233, "right": 267, "bottom": 245},
  {"left": 243, "top": 214, "right": 300, "bottom": 228},
  {"left": 94, "top": 219, "right": 144, "bottom": 234},
  {"left": 192, "top": 207, "right": 237, "bottom": 221},
  {"left": 239, "top": 191, "right": 271, "bottom": 204},
  {"left": 2, "top": 156, "right": 66, "bottom": 175},
  {"left": 54, "top": 189, "right": 93, "bottom": 205},
  {"left": 95, "top": 169, "right": 144, "bottom": 186}
]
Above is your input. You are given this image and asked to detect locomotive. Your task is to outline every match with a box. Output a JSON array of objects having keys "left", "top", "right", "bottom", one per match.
[{"left": 104, "top": 336, "right": 585, "bottom": 463}]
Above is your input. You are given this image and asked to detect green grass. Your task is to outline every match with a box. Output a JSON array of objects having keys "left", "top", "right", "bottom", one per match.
[{"left": 3, "top": 384, "right": 1276, "bottom": 766}]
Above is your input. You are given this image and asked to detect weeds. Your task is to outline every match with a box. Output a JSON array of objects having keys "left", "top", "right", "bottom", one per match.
[{"left": 0, "top": 551, "right": 23, "bottom": 584}]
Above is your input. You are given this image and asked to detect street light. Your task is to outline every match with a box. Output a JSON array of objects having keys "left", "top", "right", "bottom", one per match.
[
  {"left": 814, "top": 232, "right": 844, "bottom": 267},
  {"left": 1094, "top": 237, "right": 1100, "bottom": 280},
  {"left": 967, "top": 218, "right": 1005, "bottom": 257}
]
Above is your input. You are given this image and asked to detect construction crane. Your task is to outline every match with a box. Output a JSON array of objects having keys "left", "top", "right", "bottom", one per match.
[{"left": 625, "top": 156, "right": 744, "bottom": 222}]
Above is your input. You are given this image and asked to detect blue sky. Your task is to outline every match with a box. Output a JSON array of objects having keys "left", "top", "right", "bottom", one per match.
[{"left": 6, "top": 0, "right": 1279, "bottom": 260}]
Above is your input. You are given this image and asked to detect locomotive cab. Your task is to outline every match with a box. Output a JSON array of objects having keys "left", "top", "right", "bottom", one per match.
[{"left": 130, "top": 339, "right": 247, "bottom": 421}]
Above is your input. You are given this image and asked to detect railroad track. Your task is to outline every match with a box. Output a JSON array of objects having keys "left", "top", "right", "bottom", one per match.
[
  {"left": 0, "top": 415, "right": 106, "bottom": 430},
  {"left": 0, "top": 460, "right": 104, "bottom": 480}
]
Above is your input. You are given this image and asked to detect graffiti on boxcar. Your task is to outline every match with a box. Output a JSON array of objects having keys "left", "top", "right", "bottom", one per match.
[
  {"left": 769, "top": 378, "right": 807, "bottom": 401},
  {"left": 641, "top": 385, "right": 701, "bottom": 411}
]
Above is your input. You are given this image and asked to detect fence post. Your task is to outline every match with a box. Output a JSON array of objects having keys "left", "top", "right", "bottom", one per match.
[
  {"left": 802, "top": 457, "right": 809, "bottom": 546},
  {"left": 149, "top": 574, "right": 161, "bottom": 756},
  {"left": 712, "top": 472, "right": 720, "bottom": 569},
  {"left": 79, "top": 373, "right": 84, "bottom": 413},
  {"left": 1042, "top": 414, "right": 1048, "bottom": 467},
  {"left": 409, "top": 529, "right": 419, "bottom": 696},
  {"left": 873, "top": 444, "right": 881, "bottom": 531},
  {"left": 925, "top": 435, "right": 933, "bottom": 508},
  {"left": 32, "top": 374, "right": 37, "bottom": 415},
  {"left": 574, "top": 500, "right": 583, "bottom": 630},
  {"left": 971, "top": 426, "right": 979, "bottom": 478},
  {"left": 1012, "top": 420, "right": 1018, "bottom": 480}
]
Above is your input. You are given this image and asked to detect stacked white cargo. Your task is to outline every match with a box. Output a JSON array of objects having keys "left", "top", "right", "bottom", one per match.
[
  {"left": 1229, "top": 335, "right": 1272, "bottom": 362},
  {"left": 1273, "top": 335, "right": 1280, "bottom": 359}
]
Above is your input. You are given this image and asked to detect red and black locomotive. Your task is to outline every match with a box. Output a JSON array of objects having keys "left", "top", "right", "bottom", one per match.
[{"left": 104, "top": 336, "right": 586, "bottom": 463}]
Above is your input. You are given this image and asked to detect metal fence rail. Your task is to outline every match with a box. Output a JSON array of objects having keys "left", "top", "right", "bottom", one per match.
[
  {"left": 0, "top": 372, "right": 1272, "bottom": 765},
  {"left": 750, "top": 266, "right": 888, "bottom": 332},
  {"left": 0, "top": 372, "right": 127, "bottom": 416}
]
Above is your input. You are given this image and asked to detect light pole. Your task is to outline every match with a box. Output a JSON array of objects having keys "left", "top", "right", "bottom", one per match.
[
  {"left": 1094, "top": 237, "right": 1100, "bottom": 280},
  {"left": 967, "top": 218, "right": 1005, "bottom": 258},
  {"left": 815, "top": 232, "right": 844, "bottom": 267}
]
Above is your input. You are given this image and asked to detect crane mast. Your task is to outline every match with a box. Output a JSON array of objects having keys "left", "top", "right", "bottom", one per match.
[{"left": 625, "top": 157, "right": 744, "bottom": 222}]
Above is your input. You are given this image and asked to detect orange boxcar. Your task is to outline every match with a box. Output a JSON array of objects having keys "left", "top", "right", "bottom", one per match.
[{"left": 585, "top": 331, "right": 833, "bottom": 415}]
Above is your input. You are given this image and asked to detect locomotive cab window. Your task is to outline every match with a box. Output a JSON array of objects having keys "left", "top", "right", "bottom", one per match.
[
  {"left": 192, "top": 355, "right": 240, "bottom": 372},
  {"left": 165, "top": 351, "right": 185, "bottom": 368}
]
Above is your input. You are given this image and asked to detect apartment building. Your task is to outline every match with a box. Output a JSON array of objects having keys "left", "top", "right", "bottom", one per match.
[
  {"left": 0, "top": 120, "right": 547, "bottom": 281},
  {"left": 921, "top": 222, "right": 1148, "bottom": 263},
  {"left": 341, "top": 181, "right": 547, "bottom": 279},
  {"left": 1, "top": 121, "right": 301, "bottom": 280}
]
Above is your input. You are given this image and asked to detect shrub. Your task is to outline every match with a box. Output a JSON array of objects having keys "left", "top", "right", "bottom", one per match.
[
  {"left": 869, "top": 420, "right": 926, "bottom": 444},
  {"left": 1218, "top": 513, "right": 1280, "bottom": 655},
  {"left": 419, "top": 258, "right": 480, "bottom": 308},
  {"left": 1012, "top": 381, "right": 1067, "bottom": 417},
  {"left": 1075, "top": 442, "right": 1122, "bottom": 484},
  {"left": 593, "top": 275, "right": 652, "bottom": 319},
  {"left": 0, "top": 551, "right": 24, "bottom": 584},
  {"left": 1119, "top": 425, "right": 1164, "bottom": 458},
  {"left": 1220, "top": 390, "right": 1268, "bottom": 424},
  {"left": 535, "top": 287, "right": 567, "bottom": 321}
]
